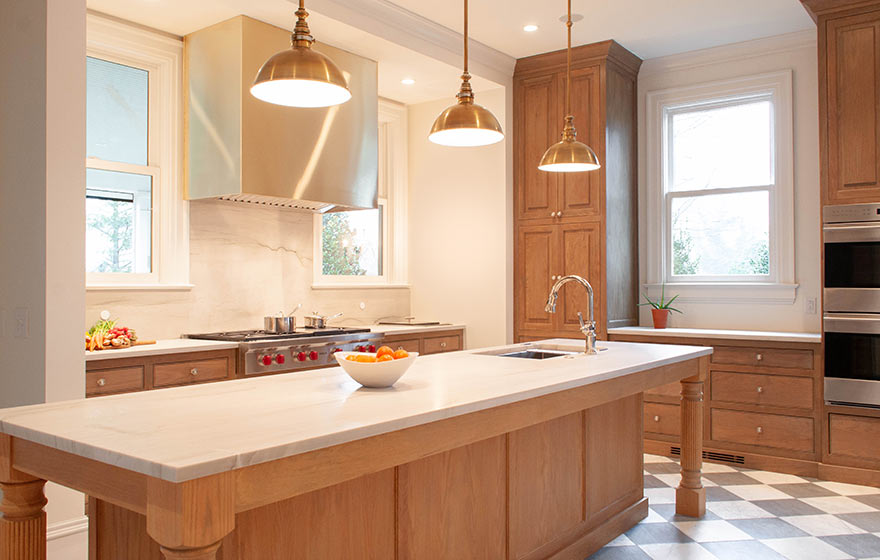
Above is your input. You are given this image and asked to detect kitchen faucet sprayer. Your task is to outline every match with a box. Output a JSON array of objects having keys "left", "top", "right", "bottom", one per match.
[{"left": 545, "top": 275, "right": 598, "bottom": 355}]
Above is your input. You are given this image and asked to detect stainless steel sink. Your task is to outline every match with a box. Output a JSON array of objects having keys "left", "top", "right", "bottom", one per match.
[{"left": 496, "top": 349, "right": 580, "bottom": 360}]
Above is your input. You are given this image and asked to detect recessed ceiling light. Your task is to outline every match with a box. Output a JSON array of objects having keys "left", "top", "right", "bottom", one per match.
[
  {"left": 401, "top": 78, "right": 415, "bottom": 85},
  {"left": 523, "top": 24, "right": 539, "bottom": 32}
]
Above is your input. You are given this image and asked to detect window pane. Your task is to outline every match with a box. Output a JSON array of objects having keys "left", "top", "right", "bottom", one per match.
[
  {"left": 670, "top": 99, "right": 772, "bottom": 191},
  {"left": 87, "top": 57, "right": 148, "bottom": 165},
  {"left": 86, "top": 168, "right": 152, "bottom": 274},
  {"left": 671, "top": 191, "right": 769, "bottom": 277},
  {"left": 322, "top": 208, "right": 383, "bottom": 276}
]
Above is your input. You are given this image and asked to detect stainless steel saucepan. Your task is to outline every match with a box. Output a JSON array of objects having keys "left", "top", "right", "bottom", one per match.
[
  {"left": 264, "top": 304, "right": 302, "bottom": 333},
  {"left": 303, "top": 311, "right": 343, "bottom": 329}
]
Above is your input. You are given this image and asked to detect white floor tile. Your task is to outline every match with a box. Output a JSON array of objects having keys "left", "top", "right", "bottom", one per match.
[
  {"left": 643, "top": 508, "right": 667, "bottom": 524},
  {"left": 645, "top": 487, "right": 676, "bottom": 505},
  {"left": 654, "top": 473, "right": 716, "bottom": 488},
  {"left": 606, "top": 533, "right": 635, "bottom": 547},
  {"left": 781, "top": 514, "right": 867, "bottom": 537},
  {"left": 762, "top": 536, "right": 853, "bottom": 560},
  {"left": 640, "top": 542, "right": 721, "bottom": 560},
  {"left": 743, "top": 470, "right": 807, "bottom": 485},
  {"left": 814, "top": 480, "right": 880, "bottom": 496},
  {"left": 801, "top": 496, "right": 877, "bottom": 514},
  {"left": 673, "top": 520, "right": 752, "bottom": 542},
  {"left": 701, "top": 462, "right": 737, "bottom": 474},
  {"left": 725, "top": 484, "right": 792, "bottom": 502},
  {"left": 706, "top": 499, "right": 774, "bottom": 520},
  {"left": 644, "top": 454, "right": 675, "bottom": 464}
]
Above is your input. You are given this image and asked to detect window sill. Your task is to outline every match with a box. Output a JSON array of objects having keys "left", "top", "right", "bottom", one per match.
[
  {"left": 86, "top": 283, "right": 194, "bottom": 292},
  {"left": 311, "top": 283, "right": 411, "bottom": 291},
  {"left": 644, "top": 282, "right": 798, "bottom": 304}
]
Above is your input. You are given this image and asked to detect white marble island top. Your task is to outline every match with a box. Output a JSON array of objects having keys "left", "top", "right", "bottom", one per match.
[{"left": 2, "top": 340, "right": 711, "bottom": 483}]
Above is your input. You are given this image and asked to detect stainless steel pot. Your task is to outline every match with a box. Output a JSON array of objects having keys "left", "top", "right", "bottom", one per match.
[
  {"left": 264, "top": 305, "right": 301, "bottom": 333},
  {"left": 304, "top": 312, "right": 343, "bottom": 329}
]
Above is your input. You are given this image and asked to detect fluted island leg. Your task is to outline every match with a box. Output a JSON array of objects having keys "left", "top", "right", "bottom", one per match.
[
  {"left": 1, "top": 435, "right": 47, "bottom": 560},
  {"left": 676, "top": 357, "right": 707, "bottom": 517}
]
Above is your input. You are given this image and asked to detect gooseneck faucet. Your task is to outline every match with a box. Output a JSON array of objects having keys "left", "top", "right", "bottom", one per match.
[{"left": 545, "top": 274, "right": 598, "bottom": 355}]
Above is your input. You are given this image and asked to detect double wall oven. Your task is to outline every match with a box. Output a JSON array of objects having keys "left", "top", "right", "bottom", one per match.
[{"left": 824, "top": 203, "right": 880, "bottom": 408}]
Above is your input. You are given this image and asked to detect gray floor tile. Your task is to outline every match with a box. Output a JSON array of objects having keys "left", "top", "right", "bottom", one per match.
[
  {"left": 700, "top": 540, "right": 789, "bottom": 560},
  {"left": 644, "top": 462, "right": 682, "bottom": 475},
  {"left": 707, "top": 487, "right": 743, "bottom": 502},
  {"left": 821, "top": 533, "right": 880, "bottom": 558},
  {"left": 772, "top": 483, "right": 840, "bottom": 499},
  {"left": 728, "top": 518, "right": 808, "bottom": 539},
  {"left": 839, "top": 512, "right": 880, "bottom": 533},
  {"left": 751, "top": 499, "right": 825, "bottom": 517},
  {"left": 624, "top": 523, "right": 693, "bottom": 545},
  {"left": 856, "top": 494, "right": 880, "bottom": 510},
  {"left": 586, "top": 545, "right": 652, "bottom": 559},
  {"left": 703, "top": 472, "right": 764, "bottom": 486},
  {"left": 643, "top": 474, "right": 668, "bottom": 489}
]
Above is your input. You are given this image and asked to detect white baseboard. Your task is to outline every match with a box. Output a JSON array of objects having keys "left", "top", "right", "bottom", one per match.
[{"left": 48, "top": 516, "right": 88, "bottom": 560}]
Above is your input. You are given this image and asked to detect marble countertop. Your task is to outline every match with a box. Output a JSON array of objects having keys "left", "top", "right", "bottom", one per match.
[
  {"left": 369, "top": 323, "right": 465, "bottom": 336},
  {"left": 5, "top": 340, "right": 711, "bottom": 483},
  {"left": 608, "top": 326, "right": 821, "bottom": 344},
  {"left": 85, "top": 339, "right": 240, "bottom": 361}
]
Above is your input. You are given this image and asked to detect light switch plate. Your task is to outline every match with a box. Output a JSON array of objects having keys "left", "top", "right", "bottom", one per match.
[{"left": 804, "top": 297, "right": 817, "bottom": 315}]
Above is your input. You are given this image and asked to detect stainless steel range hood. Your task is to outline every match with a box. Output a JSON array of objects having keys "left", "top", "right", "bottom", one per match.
[{"left": 184, "top": 16, "right": 378, "bottom": 212}]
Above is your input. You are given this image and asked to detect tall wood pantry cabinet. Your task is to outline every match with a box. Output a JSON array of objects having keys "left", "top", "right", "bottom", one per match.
[
  {"left": 514, "top": 40, "right": 641, "bottom": 342},
  {"left": 802, "top": 0, "right": 880, "bottom": 205}
]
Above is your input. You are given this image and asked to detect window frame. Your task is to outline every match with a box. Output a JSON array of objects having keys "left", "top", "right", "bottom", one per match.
[
  {"left": 313, "top": 198, "right": 389, "bottom": 286},
  {"left": 86, "top": 14, "right": 189, "bottom": 291},
  {"left": 645, "top": 71, "right": 797, "bottom": 303}
]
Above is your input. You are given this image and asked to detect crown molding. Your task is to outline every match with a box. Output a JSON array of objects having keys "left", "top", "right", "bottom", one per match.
[
  {"left": 801, "top": 0, "right": 880, "bottom": 22},
  {"left": 639, "top": 30, "right": 817, "bottom": 78},
  {"left": 303, "top": 0, "right": 515, "bottom": 86}
]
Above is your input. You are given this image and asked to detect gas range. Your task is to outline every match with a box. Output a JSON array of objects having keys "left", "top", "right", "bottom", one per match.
[{"left": 184, "top": 328, "right": 384, "bottom": 376}]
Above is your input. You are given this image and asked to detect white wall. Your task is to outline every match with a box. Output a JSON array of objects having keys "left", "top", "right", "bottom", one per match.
[
  {"left": 407, "top": 87, "right": 512, "bottom": 349},
  {"left": 0, "top": 0, "right": 89, "bottom": 552},
  {"left": 637, "top": 31, "right": 821, "bottom": 332}
]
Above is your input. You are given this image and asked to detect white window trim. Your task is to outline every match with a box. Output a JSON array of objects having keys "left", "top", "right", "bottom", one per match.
[
  {"left": 644, "top": 70, "right": 798, "bottom": 304},
  {"left": 86, "top": 13, "right": 190, "bottom": 291},
  {"left": 312, "top": 98, "right": 409, "bottom": 289}
]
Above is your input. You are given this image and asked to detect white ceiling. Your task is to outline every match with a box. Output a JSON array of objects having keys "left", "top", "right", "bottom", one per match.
[{"left": 385, "top": 0, "right": 815, "bottom": 60}]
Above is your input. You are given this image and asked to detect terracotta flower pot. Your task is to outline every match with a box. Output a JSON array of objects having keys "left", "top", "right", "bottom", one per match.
[{"left": 651, "top": 308, "right": 670, "bottom": 329}]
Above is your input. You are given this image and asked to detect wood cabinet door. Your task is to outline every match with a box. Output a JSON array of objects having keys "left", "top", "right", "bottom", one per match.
[
  {"left": 557, "top": 66, "right": 603, "bottom": 218},
  {"left": 826, "top": 11, "right": 880, "bottom": 203},
  {"left": 516, "top": 225, "right": 556, "bottom": 332},
  {"left": 556, "top": 222, "right": 602, "bottom": 335},
  {"left": 516, "top": 75, "right": 559, "bottom": 220}
]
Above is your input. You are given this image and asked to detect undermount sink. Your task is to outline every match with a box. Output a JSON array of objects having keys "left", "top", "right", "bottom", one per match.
[{"left": 497, "top": 350, "right": 579, "bottom": 360}]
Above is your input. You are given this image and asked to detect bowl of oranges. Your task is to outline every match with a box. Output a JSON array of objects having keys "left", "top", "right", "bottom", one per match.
[{"left": 334, "top": 346, "right": 417, "bottom": 388}]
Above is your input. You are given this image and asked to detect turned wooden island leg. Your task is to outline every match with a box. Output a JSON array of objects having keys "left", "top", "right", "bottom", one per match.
[
  {"left": 676, "top": 357, "right": 707, "bottom": 518},
  {"left": 146, "top": 472, "right": 235, "bottom": 560},
  {"left": 1, "top": 435, "right": 48, "bottom": 560}
]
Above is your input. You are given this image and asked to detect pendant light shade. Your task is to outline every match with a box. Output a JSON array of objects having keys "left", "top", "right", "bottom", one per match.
[
  {"left": 429, "top": 0, "right": 504, "bottom": 147},
  {"left": 250, "top": 0, "right": 351, "bottom": 108},
  {"left": 539, "top": 0, "right": 601, "bottom": 172}
]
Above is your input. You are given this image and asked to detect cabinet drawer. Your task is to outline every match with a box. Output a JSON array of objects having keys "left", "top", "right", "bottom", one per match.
[
  {"left": 711, "top": 371, "right": 813, "bottom": 410},
  {"left": 423, "top": 334, "right": 461, "bottom": 355},
  {"left": 86, "top": 367, "right": 145, "bottom": 397},
  {"left": 384, "top": 338, "right": 421, "bottom": 354},
  {"left": 829, "top": 414, "right": 880, "bottom": 461},
  {"left": 711, "top": 347, "right": 813, "bottom": 370},
  {"left": 153, "top": 357, "right": 229, "bottom": 388},
  {"left": 644, "top": 403, "right": 680, "bottom": 437},
  {"left": 645, "top": 381, "right": 681, "bottom": 399},
  {"left": 711, "top": 409, "right": 814, "bottom": 453}
]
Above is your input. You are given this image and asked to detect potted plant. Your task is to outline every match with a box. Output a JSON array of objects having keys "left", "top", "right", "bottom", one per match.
[{"left": 639, "top": 285, "right": 682, "bottom": 329}]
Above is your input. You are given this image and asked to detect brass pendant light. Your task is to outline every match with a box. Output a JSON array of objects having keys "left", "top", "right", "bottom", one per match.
[
  {"left": 429, "top": 0, "right": 504, "bottom": 147},
  {"left": 250, "top": 0, "right": 352, "bottom": 108},
  {"left": 538, "top": 0, "right": 600, "bottom": 172}
]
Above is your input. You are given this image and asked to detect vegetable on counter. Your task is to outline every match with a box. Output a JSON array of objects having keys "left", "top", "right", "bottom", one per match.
[{"left": 86, "top": 318, "right": 141, "bottom": 351}]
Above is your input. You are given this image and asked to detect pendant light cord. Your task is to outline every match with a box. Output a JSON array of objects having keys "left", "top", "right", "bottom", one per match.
[
  {"left": 464, "top": 0, "right": 469, "bottom": 74},
  {"left": 565, "top": 0, "right": 572, "bottom": 118}
]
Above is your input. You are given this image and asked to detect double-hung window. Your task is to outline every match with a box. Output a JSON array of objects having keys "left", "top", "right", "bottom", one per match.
[{"left": 645, "top": 71, "right": 796, "bottom": 302}]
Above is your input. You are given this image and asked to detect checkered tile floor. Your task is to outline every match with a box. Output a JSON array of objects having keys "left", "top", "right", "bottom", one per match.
[{"left": 588, "top": 454, "right": 880, "bottom": 560}]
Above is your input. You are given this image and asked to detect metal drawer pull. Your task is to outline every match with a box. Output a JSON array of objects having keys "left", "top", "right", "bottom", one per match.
[
  {"left": 756, "top": 426, "right": 763, "bottom": 434},
  {"left": 190, "top": 368, "right": 199, "bottom": 376},
  {"left": 756, "top": 353, "right": 763, "bottom": 361},
  {"left": 440, "top": 342, "right": 448, "bottom": 348},
  {"left": 97, "top": 378, "right": 106, "bottom": 387},
  {"left": 550, "top": 211, "right": 557, "bottom": 217},
  {"left": 757, "top": 386, "right": 764, "bottom": 393},
  {"left": 653, "top": 415, "right": 660, "bottom": 422}
]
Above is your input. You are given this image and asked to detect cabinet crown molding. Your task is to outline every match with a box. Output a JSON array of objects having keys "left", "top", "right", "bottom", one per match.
[
  {"left": 514, "top": 39, "right": 642, "bottom": 78},
  {"left": 800, "top": 0, "right": 880, "bottom": 22}
]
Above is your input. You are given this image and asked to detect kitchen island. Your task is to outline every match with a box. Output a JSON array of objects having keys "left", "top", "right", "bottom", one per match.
[{"left": 0, "top": 340, "right": 710, "bottom": 559}]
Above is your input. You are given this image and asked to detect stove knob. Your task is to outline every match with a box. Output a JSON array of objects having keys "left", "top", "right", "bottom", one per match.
[
  {"left": 297, "top": 351, "right": 307, "bottom": 362},
  {"left": 309, "top": 351, "right": 319, "bottom": 361},
  {"left": 261, "top": 355, "right": 273, "bottom": 366},
  {"left": 355, "top": 345, "right": 366, "bottom": 352},
  {"left": 331, "top": 347, "right": 342, "bottom": 354},
  {"left": 276, "top": 353, "right": 286, "bottom": 364},
  {"left": 368, "top": 344, "right": 376, "bottom": 353}
]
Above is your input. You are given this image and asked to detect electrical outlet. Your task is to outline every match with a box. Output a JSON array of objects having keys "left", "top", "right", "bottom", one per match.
[
  {"left": 13, "top": 307, "right": 29, "bottom": 338},
  {"left": 805, "top": 297, "right": 817, "bottom": 315}
]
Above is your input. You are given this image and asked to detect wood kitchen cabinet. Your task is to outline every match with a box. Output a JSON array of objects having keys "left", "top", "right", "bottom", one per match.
[
  {"left": 514, "top": 41, "right": 640, "bottom": 341},
  {"left": 802, "top": 0, "right": 880, "bottom": 205},
  {"left": 382, "top": 328, "right": 465, "bottom": 356}
]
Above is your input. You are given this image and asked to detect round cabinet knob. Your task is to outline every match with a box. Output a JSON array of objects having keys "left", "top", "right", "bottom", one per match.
[
  {"left": 653, "top": 415, "right": 660, "bottom": 422},
  {"left": 756, "top": 386, "right": 763, "bottom": 393},
  {"left": 297, "top": 352, "right": 307, "bottom": 362},
  {"left": 97, "top": 378, "right": 106, "bottom": 387},
  {"left": 550, "top": 211, "right": 556, "bottom": 217},
  {"left": 756, "top": 426, "right": 763, "bottom": 434},
  {"left": 557, "top": 211, "right": 562, "bottom": 217},
  {"left": 190, "top": 368, "right": 199, "bottom": 377},
  {"left": 261, "top": 355, "right": 272, "bottom": 366},
  {"left": 309, "top": 351, "right": 319, "bottom": 361},
  {"left": 275, "top": 354, "right": 286, "bottom": 365},
  {"left": 551, "top": 275, "right": 557, "bottom": 281},
  {"left": 756, "top": 353, "right": 763, "bottom": 362},
  {"left": 440, "top": 341, "right": 448, "bottom": 348}
]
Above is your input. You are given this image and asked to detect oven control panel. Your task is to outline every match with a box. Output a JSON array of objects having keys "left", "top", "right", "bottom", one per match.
[{"left": 823, "top": 203, "right": 880, "bottom": 224}]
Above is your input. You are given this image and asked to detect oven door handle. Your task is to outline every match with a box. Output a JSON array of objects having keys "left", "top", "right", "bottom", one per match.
[
  {"left": 824, "top": 223, "right": 880, "bottom": 243},
  {"left": 824, "top": 313, "right": 880, "bottom": 334}
]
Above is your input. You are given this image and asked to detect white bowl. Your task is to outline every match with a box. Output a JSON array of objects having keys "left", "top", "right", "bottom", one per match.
[{"left": 334, "top": 351, "right": 418, "bottom": 388}]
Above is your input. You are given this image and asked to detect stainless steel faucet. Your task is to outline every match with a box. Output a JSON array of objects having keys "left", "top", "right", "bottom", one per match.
[{"left": 545, "top": 274, "right": 598, "bottom": 355}]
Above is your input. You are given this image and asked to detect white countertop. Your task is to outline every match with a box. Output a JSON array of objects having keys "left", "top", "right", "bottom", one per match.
[
  {"left": 608, "top": 326, "right": 821, "bottom": 344},
  {"left": 85, "top": 339, "right": 240, "bottom": 361},
  {"left": 7, "top": 340, "right": 711, "bottom": 483},
  {"left": 368, "top": 323, "right": 465, "bottom": 336}
]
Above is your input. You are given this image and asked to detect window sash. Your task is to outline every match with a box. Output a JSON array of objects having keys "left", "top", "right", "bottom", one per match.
[{"left": 314, "top": 199, "right": 389, "bottom": 285}]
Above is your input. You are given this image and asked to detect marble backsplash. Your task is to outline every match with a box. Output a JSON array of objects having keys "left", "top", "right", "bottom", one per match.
[{"left": 86, "top": 199, "right": 411, "bottom": 339}]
